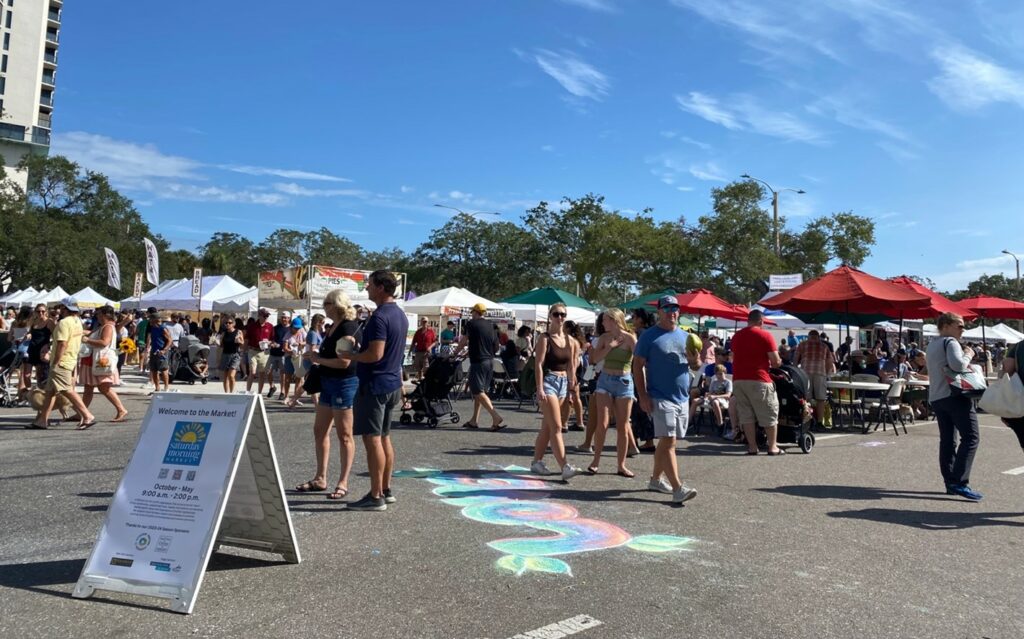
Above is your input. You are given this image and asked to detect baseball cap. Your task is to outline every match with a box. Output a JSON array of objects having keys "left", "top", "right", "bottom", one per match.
[
  {"left": 279, "top": 310, "right": 291, "bottom": 318},
  {"left": 258, "top": 308, "right": 271, "bottom": 317},
  {"left": 291, "top": 316, "right": 304, "bottom": 329},
  {"left": 60, "top": 296, "right": 80, "bottom": 313},
  {"left": 472, "top": 302, "right": 487, "bottom": 313},
  {"left": 657, "top": 295, "right": 679, "bottom": 309}
]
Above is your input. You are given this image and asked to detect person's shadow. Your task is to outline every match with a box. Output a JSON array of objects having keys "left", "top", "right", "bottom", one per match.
[
  {"left": 755, "top": 484, "right": 961, "bottom": 502},
  {"left": 828, "top": 508, "right": 1024, "bottom": 530}
]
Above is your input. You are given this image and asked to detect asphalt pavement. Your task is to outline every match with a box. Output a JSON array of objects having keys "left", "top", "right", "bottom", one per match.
[{"left": 1, "top": 381, "right": 1023, "bottom": 639}]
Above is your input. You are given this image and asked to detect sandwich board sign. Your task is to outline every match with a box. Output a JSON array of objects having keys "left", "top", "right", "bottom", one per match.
[{"left": 72, "top": 393, "right": 300, "bottom": 614}]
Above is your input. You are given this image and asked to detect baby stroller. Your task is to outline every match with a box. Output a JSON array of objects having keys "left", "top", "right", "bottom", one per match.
[
  {"left": 399, "top": 355, "right": 461, "bottom": 428},
  {"left": 0, "top": 347, "right": 20, "bottom": 407},
  {"left": 756, "top": 364, "right": 815, "bottom": 453},
  {"left": 170, "top": 335, "right": 210, "bottom": 385}
]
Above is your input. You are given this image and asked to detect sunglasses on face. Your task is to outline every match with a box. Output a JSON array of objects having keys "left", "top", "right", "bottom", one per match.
[
  {"left": 551, "top": 312, "right": 567, "bottom": 318},
  {"left": 661, "top": 305, "right": 680, "bottom": 313}
]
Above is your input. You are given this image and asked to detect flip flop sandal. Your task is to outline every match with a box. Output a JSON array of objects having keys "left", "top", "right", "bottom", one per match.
[
  {"left": 25, "top": 422, "right": 48, "bottom": 430},
  {"left": 490, "top": 421, "right": 506, "bottom": 432},
  {"left": 76, "top": 420, "right": 97, "bottom": 431},
  {"left": 326, "top": 486, "right": 348, "bottom": 500},
  {"left": 616, "top": 469, "right": 636, "bottom": 478},
  {"left": 586, "top": 466, "right": 599, "bottom": 475},
  {"left": 294, "top": 480, "right": 327, "bottom": 492},
  {"left": 462, "top": 422, "right": 479, "bottom": 429}
]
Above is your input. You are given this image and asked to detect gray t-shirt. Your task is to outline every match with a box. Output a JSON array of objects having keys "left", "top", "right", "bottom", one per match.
[
  {"left": 708, "top": 377, "right": 733, "bottom": 396},
  {"left": 926, "top": 337, "right": 971, "bottom": 403}
]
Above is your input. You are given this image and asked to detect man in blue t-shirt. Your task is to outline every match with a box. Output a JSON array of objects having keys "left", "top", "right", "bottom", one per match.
[
  {"left": 633, "top": 295, "right": 700, "bottom": 506},
  {"left": 336, "top": 270, "right": 409, "bottom": 512}
]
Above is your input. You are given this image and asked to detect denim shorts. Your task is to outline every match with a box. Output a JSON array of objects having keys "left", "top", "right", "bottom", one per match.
[
  {"left": 595, "top": 372, "right": 634, "bottom": 399},
  {"left": 543, "top": 373, "right": 568, "bottom": 399},
  {"left": 319, "top": 375, "right": 358, "bottom": 410}
]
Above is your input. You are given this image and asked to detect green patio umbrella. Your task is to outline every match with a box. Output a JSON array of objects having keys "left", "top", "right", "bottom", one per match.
[
  {"left": 618, "top": 288, "right": 677, "bottom": 311},
  {"left": 501, "top": 287, "right": 599, "bottom": 310}
]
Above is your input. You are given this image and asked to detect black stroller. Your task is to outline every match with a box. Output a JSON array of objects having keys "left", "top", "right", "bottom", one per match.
[
  {"left": 399, "top": 355, "right": 461, "bottom": 428},
  {"left": 761, "top": 364, "right": 815, "bottom": 453},
  {"left": 170, "top": 335, "right": 210, "bottom": 385},
  {"left": 0, "top": 347, "right": 20, "bottom": 407}
]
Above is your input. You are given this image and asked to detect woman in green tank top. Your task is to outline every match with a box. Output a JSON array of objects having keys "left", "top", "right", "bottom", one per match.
[{"left": 588, "top": 308, "right": 639, "bottom": 477}]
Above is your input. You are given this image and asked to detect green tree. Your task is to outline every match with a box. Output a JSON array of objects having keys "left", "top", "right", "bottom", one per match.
[
  {"left": 198, "top": 232, "right": 257, "bottom": 285},
  {"left": 254, "top": 229, "right": 306, "bottom": 272},
  {"left": 303, "top": 227, "right": 364, "bottom": 267},
  {"left": 951, "top": 273, "right": 1023, "bottom": 301}
]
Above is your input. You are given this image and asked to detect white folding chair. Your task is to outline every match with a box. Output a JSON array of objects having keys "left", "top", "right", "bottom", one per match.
[{"left": 863, "top": 378, "right": 908, "bottom": 435}]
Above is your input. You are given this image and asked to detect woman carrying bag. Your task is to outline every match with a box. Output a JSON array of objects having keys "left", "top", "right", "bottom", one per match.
[{"left": 79, "top": 305, "right": 128, "bottom": 427}]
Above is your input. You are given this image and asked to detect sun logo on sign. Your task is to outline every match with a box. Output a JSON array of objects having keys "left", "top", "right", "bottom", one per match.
[{"left": 174, "top": 422, "right": 207, "bottom": 444}]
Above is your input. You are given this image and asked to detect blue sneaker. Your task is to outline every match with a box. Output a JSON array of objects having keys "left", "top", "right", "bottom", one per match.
[{"left": 950, "top": 484, "right": 983, "bottom": 501}]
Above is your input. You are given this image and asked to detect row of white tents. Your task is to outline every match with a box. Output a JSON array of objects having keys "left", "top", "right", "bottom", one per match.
[{"left": 404, "top": 287, "right": 599, "bottom": 325}]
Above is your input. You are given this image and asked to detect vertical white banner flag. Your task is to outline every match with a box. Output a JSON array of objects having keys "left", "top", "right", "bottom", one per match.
[
  {"left": 104, "top": 248, "right": 121, "bottom": 291},
  {"left": 192, "top": 268, "right": 203, "bottom": 298},
  {"left": 143, "top": 237, "right": 160, "bottom": 286},
  {"left": 133, "top": 272, "right": 144, "bottom": 299}
]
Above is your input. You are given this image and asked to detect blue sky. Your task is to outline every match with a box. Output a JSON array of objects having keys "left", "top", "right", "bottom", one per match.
[{"left": 51, "top": 0, "right": 1024, "bottom": 292}]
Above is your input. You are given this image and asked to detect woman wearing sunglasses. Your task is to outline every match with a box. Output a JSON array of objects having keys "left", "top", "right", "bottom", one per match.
[{"left": 530, "top": 303, "right": 583, "bottom": 481}]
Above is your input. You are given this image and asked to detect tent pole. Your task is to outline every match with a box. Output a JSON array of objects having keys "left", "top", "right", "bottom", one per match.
[{"left": 982, "top": 317, "right": 988, "bottom": 375}]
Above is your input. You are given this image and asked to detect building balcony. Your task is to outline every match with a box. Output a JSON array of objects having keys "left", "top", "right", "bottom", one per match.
[
  {"left": 48, "top": 9, "right": 61, "bottom": 24},
  {"left": 44, "top": 51, "right": 58, "bottom": 67},
  {"left": 31, "top": 128, "right": 50, "bottom": 145},
  {"left": 46, "top": 31, "right": 59, "bottom": 44},
  {"left": 41, "top": 73, "right": 55, "bottom": 87},
  {"left": 37, "top": 116, "right": 52, "bottom": 130},
  {"left": 39, "top": 95, "right": 53, "bottom": 107},
  {"left": 0, "top": 123, "right": 26, "bottom": 142}
]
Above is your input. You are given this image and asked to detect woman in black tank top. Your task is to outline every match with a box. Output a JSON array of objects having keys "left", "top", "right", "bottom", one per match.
[{"left": 530, "top": 303, "right": 583, "bottom": 480}]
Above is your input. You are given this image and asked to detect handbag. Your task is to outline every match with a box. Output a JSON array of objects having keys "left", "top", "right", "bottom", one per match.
[
  {"left": 92, "top": 346, "right": 116, "bottom": 376},
  {"left": 943, "top": 338, "right": 987, "bottom": 398},
  {"left": 979, "top": 373, "right": 1024, "bottom": 418},
  {"left": 303, "top": 364, "right": 322, "bottom": 394}
]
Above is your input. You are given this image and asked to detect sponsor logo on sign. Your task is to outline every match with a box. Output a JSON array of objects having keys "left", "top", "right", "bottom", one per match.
[
  {"left": 150, "top": 561, "right": 171, "bottom": 572},
  {"left": 109, "top": 557, "right": 134, "bottom": 568},
  {"left": 186, "top": 470, "right": 196, "bottom": 481},
  {"left": 158, "top": 468, "right": 169, "bottom": 479},
  {"left": 156, "top": 535, "right": 172, "bottom": 553},
  {"left": 135, "top": 533, "right": 151, "bottom": 550},
  {"left": 163, "top": 421, "right": 212, "bottom": 466},
  {"left": 172, "top": 469, "right": 182, "bottom": 480}
]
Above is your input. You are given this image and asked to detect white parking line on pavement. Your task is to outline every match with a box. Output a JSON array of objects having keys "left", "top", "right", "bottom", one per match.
[
  {"left": 508, "top": 615, "right": 602, "bottom": 639},
  {"left": 1002, "top": 466, "right": 1024, "bottom": 476}
]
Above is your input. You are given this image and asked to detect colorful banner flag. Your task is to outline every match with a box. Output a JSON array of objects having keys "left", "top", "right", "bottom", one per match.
[
  {"left": 143, "top": 237, "right": 160, "bottom": 286},
  {"left": 104, "top": 247, "right": 121, "bottom": 290}
]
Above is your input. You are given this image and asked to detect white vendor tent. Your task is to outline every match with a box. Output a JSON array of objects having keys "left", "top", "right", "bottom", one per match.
[
  {"left": 211, "top": 286, "right": 258, "bottom": 315},
  {"left": 120, "top": 278, "right": 188, "bottom": 311},
  {"left": 404, "top": 287, "right": 500, "bottom": 316},
  {"left": 505, "top": 303, "right": 598, "bottom": 326},
  {"left": 2, "top": 287, "right": 37, "bottom": 307},
  {"left": 144, "top": 275, "right": 250, "bottom": 312},
  {"left": 992, "top": 323, "right": 1024, "bottom": 342},
  {"left": 16, "top": 289, "right": 47, "bottom": 306},
  {"left": 71, "top": 287, "right": 120, "bottom": 310},
  {"left": 964, "top": 323, "right": 1024, "bottom": 343},
  {"left": 24, "top": 286, "right": 69, "bottom": 307}
]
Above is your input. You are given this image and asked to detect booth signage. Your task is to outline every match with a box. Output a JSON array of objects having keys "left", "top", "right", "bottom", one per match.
[
  {"left": 768, "top": 274, "right": 804, "bottom": 291},
  {"left": 73, "top": 393, "right": 300, "bottom": 614},
  {"left": 191, "top": 268, "right": 203, "bottom": 298}
]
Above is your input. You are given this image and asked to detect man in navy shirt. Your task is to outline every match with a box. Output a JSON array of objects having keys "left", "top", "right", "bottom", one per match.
[{"left": 336, "top": 270, "right": 408, "bottom": 511}]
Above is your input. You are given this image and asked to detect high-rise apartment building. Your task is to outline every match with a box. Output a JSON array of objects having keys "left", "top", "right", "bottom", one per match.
[{"left": 0, "top": 0, "right": 61, "bottom": 190}]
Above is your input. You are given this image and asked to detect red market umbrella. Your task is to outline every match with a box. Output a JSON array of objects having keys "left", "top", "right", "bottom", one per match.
[
  {"left": 761, "top": 266, "right": 929, "bottom": 315},
  {"left": 887, "top": 276, "right": 977, "bottom": 321},
  {"left": 647, "top": 288, "right": 756, "bottom": 326},
  {"left": 957, "top": 295, "right": 1024, "bottom": 320}
]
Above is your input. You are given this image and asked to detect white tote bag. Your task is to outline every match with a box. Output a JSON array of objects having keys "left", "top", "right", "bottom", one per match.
[{"left": 978, "top": 373, "right": 1024, "bottom": 418}]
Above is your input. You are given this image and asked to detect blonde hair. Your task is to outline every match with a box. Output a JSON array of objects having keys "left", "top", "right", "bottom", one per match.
[
  {"left": 323, "top": 289, "right": 358, "bottom": 321},
  {"left": 310, "top": 313, "right": 325, "bottom": 331},
  {"left": 715, "top": 364, "right": 726, "bottom": 374},
  {"left": 603, "top": 308, "right": 633, "bottom": 335},
  {"left": 937, "top": 312, "right": 963, "bottom": 330}
]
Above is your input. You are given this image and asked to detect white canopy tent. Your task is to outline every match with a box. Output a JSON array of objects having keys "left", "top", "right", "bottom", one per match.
[
  {"left": 404, "top": 287, "right": 500, "bottom": 316},
  {"left": 211, "top": 286, "right": 258, "bottom": 315},
  {"left": 71, "top": 287, "right": 120, "bottom": 310},
  {"left": 23, "top": 286, "right": 69, "bottom": 307},
  {"left": 143, "top": 275, "right": 250, "bottom": 312},
  {"left": 963, "top": 323, "right": 1024, "bottom": 343},
  {"left": 120, "top": 278, "right": 188, "bottom": 311},
  {"left": 993, "top": 322, "right": 1024, "bottom": 342},
  {"left": 16, "top": 289, "right": 47, "bottom": 306},
  {"left": 2, "top": 287, "right": 38, "bottom": 307},
  {"left": 505, "top": 303, "right": 598, "bottom": 326}
]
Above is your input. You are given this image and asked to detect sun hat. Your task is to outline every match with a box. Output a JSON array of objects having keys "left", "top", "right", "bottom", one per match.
[
  {"left": 60, "top": 296, "right": 80, "bottom": 313},
  {"left": 657, "top": 295, "right": 679, "bottom": 309},
  {"left": 472, "top": 302, "right": 487, "bottom": 313}
]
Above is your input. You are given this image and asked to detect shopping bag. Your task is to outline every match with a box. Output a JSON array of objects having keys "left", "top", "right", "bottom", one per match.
[{"left": 978, "top": 373, "right": 1024, "bottom": 418}]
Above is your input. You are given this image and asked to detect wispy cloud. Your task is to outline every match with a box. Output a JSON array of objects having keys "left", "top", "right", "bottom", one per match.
[
  {"left": 347, "top": 213, "right": 364, "bottom": 219},
  {"left": 219, "top": 165, "right": 351, "bottom": 182},
  {"left": 157, "top": 183, "right": 288, "bottom": 206},
  {"left": 931, "top": 252, "right": 1021, "bottom": 291},
  {"left": 676, "top": 92, "right": 825, "bottom": 144},
  {"left": 688, "top": 161, "right": 728, "bottom": 182},
  {"left": 400, "top": 185, "right": 414, "bottom": 193},
  {"left": 272, "top": 182, "right": 369, "bottom": 198},
  {"left": 928, "top": 44, "right": 1024, "bottom": 111},
  {"left": 532, "top": 49, "right": 610, "bottom": 100},
  {"left": 557, "top": 0, "right": 615, "bottom": 12}
]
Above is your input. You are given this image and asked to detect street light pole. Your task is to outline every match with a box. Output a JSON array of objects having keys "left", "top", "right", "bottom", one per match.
[{"left": 741, "top": 174, "right": 805, "bottom": 258}]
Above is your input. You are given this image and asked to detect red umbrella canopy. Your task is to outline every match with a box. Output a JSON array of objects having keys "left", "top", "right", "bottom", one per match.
[
  {"left": 760, "top": 265, "right": 929, "bottom": 315},
  {"left": 887, "top": 276, "right": 978, "bottom": 321},
  {"left": 957, "top": 295, "right": 1024, "bottom": 320},
  {"left": 646, "top": 288, "right": 751, "bottom": 321}
]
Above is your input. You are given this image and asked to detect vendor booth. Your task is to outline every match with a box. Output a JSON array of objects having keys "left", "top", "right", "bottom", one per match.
[{"left": 143, "top": 276, "right": 250, "bottom": 313}]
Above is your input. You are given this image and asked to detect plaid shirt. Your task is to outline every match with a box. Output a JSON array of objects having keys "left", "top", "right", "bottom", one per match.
[{"left": 796, "top": 339, "right": 831, "bottom": 376}]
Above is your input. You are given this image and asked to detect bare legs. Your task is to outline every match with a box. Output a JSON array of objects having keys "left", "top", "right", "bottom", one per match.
[
  {"left": 83, "top": 382, "right": 127, "bottom": 421},
  {"left": 533, "top": 392, "right": 569, "bottom": 469},
  {"left": 470, "top": 392, "right": 502, "bottom": 427},
  {"left": 590, "top": 394, "right": 635, "bottom": 475},
  {"left": 223, "top": 368, "right": 236, "bottom": 393},
  {"left": 651, "top": 437, "right": 682, "bottom": 490}
]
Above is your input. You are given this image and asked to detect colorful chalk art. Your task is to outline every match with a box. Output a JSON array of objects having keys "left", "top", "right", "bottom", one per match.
[{"left": 393, "top": 466, "right": 698, "bottom": 576}]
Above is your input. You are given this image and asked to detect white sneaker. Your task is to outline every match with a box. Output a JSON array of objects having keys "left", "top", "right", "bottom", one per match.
[
  {"left": 672, "top": 485, "right": 698, "bottom": 504},
  {"left": 530, "top": 460, "right": 552, "bottom": 475},
  {"left": 561, "top": 464, "right": 581, "bottom": 481},
  {"left": 648, "top": 478, "right": 673, "bottom": 494}
]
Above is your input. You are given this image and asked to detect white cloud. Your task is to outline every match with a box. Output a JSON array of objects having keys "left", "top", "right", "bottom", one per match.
[
  {"left": 272, "top": 182, "right": 369, "bottom": 198},
  {"left": 806, "top": 95, "right": 910, "bottom": 142},
  {"left": 398, "top": 219, "right": 418, "bottom": 225},
  {"left": 533, "top": 49, "right": 610, "bottom": 100},
  {"left": 930, "top": 253, "right": 1021, "bottom": 291},
  {"left": 676, "top": 186, "right": 695, "bottom": 192},
  {"left": 676, "top": 92, "right": 825, "bottom": 143},
  {"left": 400, "top": 185, "right": 414, "bottom": 193},
  {"left": 928, "top": 44, "right": 1024, "bottom": 111},
  {"left": 449, "top": 190, "right": 473, "bottom": 201},
  {"left": 218, "top": 165, "right": 351, "bottom": 182},
  {"left": 680, "top": 136, "right": 712, "bottom": 150},
  {"left": 52, "top": 131, "right": 201, "bottom": 182},
  {"left": 156, "top": 183, "right": 288, "bottom": 206},
  {"left": 688, "top": 161, "right": 728, "bottom": 182},
  {"left": 347, "top": 213, "right": 364, "bottom": 219},
  {"left": 557, "top": 0, "right": 615, "bottom": 12}
]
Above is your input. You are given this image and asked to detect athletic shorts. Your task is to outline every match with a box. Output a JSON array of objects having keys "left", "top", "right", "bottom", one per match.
[
  {"left": 651, "top": 399, "right": 688, "bottom": 439},
  {"left": 595, "top": 372, "right": 634, "bottom": 399},
  {"left": 469, "top": 359, "right": 494, "bottom": 395},
  {"left": 353, "top": 385, "right": 401, "bottom": 437},
  {"left": 733, "top": 380, "right": 779, "bottom": 428},
  {"left": 542, "top": 373, "right": 568, "bottom": 399},
  {"left": 319, "top": 375, "right": 358, "bottom": 410}
]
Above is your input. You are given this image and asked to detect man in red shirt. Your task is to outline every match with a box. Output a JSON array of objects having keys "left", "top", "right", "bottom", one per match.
[
  {"left": 731, "top": 310, "right": 783, "bottom": 455},
  {"left": 409, "top": 317, "right": 436, "bottom": 379},
  {"left": 246, "top": 308, "right": 276, "bottom": 395}
]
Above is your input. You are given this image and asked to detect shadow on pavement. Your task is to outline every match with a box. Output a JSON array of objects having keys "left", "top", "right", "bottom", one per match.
[
  {"left": 756, "top": 485, "right": 962, "bottom": 502},
  {"left": 828, "top": 508, "right": 1024, "bottom": 530}
]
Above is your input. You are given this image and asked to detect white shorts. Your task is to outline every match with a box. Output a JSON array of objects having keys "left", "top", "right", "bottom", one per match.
[{"left": 652, "top": 399, "right": 688, "bottom": 439}]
